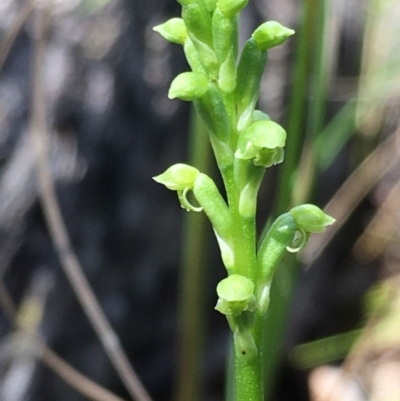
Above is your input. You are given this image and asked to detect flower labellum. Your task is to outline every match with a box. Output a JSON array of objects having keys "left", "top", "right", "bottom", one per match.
[
  {"left": 215, "top": 274, "right": 256, "bottom": 316},
  {"left": 235, "top": 120, "right": 286, "bottom": 167}
]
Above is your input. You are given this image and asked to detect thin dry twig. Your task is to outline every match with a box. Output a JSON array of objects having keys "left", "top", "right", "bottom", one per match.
[
  {"left": 301, "top": 128, "right": 400, "bottom": 266},
  {"left": 40, "top": 346, "right": 128, "bottom": 401},
  {"left": 0, "top": 281, "right": 127, "bottom": 401},
  {"left": 353, "top": 177, "right": 400, "bottom": 262},
  {"left": 0, "top": 0, "right": 36, "bottom": 73},
  {"left": 29, "top": 5, "right": 152, "bottom": 401}
]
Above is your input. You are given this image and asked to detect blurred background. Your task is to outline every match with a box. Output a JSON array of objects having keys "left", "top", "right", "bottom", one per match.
[{"left": 0, "top": 0, "right": 399, "bottom": 400}]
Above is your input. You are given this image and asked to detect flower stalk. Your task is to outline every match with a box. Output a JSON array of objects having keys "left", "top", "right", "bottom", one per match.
[{"left": 153, "top": 2, "right": 334, "bottom": 400}]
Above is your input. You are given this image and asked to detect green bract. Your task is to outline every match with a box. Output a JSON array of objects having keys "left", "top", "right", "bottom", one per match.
[
  {"left": 217, "top": 0, "right": 248, "bottom": 18},
  {"left": 234, "top": 329, "right": 258, "bottom": 361},
  {"left": 153, "top": 18, "right": 187, "bottom": 45},
  {"left": 218, "top": 48, "right": 237, "bottom": 93},
  {"left": 215, "top": 274, "right": 256, "bottom": 316},
  {"left": 212, "top": 9, "right": 238, "bottom": 63},
  {"left": 235, "top": 39, "right": 267, "bottom": 130},
  {"left": 235, "top": 120, "right": 286, "bottom": 167},
  {"left": 252, "top": 21, "right": 295, "bottom": 50},
  {"left": 168, "top": 72, "right": 208, "bottom": 101},
  {"left": 189, "top": 37, "right": 219, "bottom": 75},
  {"left": 153, "top": 163, "right": 200, "bottom": 191},
  {"left": 290, "top": 204, "right": 336, "bottom": 233},
  {"left": 184, "top": 38, "right": 207, "bottom": 74}
]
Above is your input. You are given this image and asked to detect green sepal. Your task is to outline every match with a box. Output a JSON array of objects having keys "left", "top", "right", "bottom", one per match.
[
  {"left": 235, "top": 38, "right": 267, "bottom": 130},
  {"left": 235, "top": 120, "right": 286, "bottom": 167},
  {"left": 215, "top": 274, "right": 256, "bottom": 316},
  {"left": 215, "top": 231, "right": 235, "bottom": 272},
  {"left": 189, "top": 36, "right": 218, "bottom": 76},
  {"left": 218, "top": 48, "right": 237, "bottom": 93},
  {"left": 289, "top": 204, "right": 335, "bottom": 233},
  {"left": 252, "top": 21, "right": 295, "bottom": 50},
  {"left": 153, "top": 18, "right": 187, "bottom": 45},
  {"left": 238, "top": 166, "right": 264, "bottom": 218},
  {"left": 208, "top": 134, "right": 234, "bottom": 168},
  {"left": 182, "top": 2, "right": 213, "bottom": 47},
  {"left": 168, "top": 72, "right": 208, "bottom": 101},
  {"left": 217, "top": 0, "right": 248, "bottom": 18},
  {"left": 153, "top": 163, "right": 200, "bottom": 190}
]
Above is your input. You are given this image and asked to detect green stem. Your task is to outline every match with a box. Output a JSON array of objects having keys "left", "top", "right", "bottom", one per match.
[
  {"left": 219, "top": 160, "right": 261, "bottom": 401},
  {"left": 234, "top": 352, "right": 264, "bottom": 401},
  {"left": 220, "top": 165, "right": 251, "bottom": 279}
]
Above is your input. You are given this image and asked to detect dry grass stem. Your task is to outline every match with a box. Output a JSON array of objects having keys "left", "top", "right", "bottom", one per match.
[{"left": 28, "top": 4, "right": 152, "bottom": 401}]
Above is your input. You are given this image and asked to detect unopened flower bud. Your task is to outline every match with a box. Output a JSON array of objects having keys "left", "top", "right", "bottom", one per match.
[
  {"left": 168, "top": 72, "right": 208, "bottom": 101},
  {"left": 153, "top": 163, "right": 200, "bottom": 191},
  {"left": 252, "top": 21, "right": 295, "bottom": 51},
  {"left": 289, "top": 204, "right": 335, "bottom": 233},
  {"left": 153, "top": 18, "right": 187, "bottom": 45},
  {"left": 217, "top": 0, "right": 248, "bottom": 18}
]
